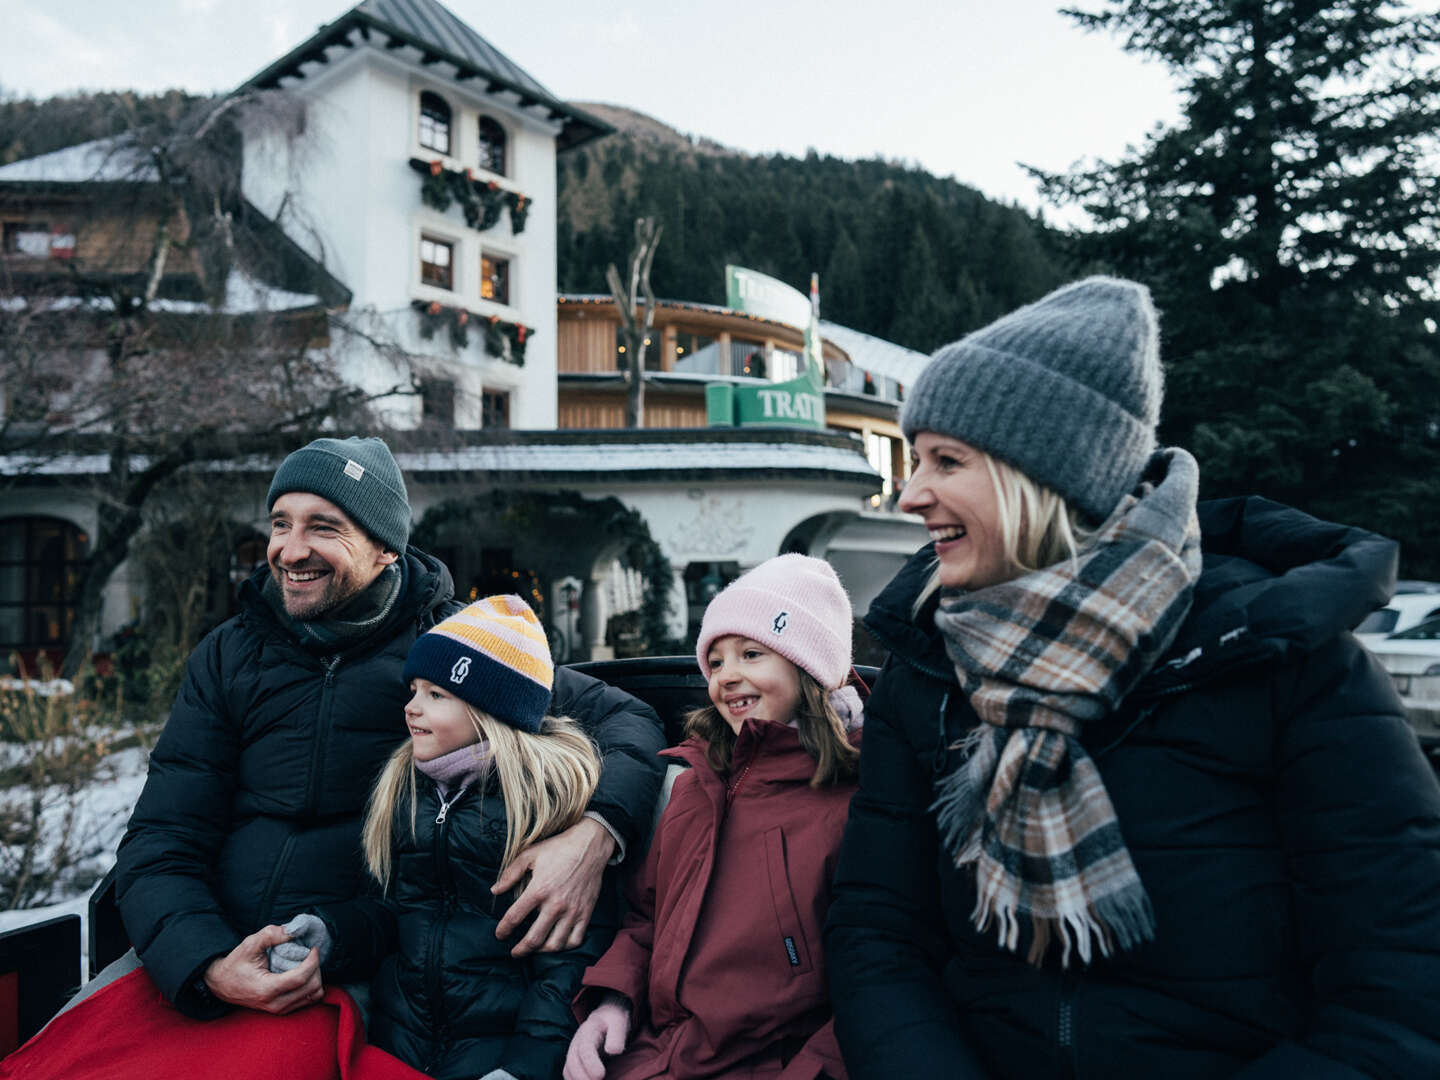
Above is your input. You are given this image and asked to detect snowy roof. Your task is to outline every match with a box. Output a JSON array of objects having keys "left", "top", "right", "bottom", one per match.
[
  {"left": 396, "top": 439, "right": 879, "bottom": 481},
  {"left": 818, "top": 321, "right": 932, "bottom": 387},
  {"left": 0, "top": 271, "right": 322, "bottom": 316},
  {"left": 0, "top": 136, "right": 156, "bottom": 184},
  {"left": 2, "top": 437, "right": 880, "bottom": 485}
]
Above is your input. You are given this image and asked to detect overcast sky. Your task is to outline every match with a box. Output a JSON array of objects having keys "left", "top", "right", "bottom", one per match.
[{"left": 1, "top": 0, "right": 1190, "bottom": 213}]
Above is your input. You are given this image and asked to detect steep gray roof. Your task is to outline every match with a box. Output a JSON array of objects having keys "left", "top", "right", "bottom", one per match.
[
  {"left": 243, "top": 0, "right": 610, "bottom": 150},
  {"left": 356, "top": 0, "right": 552, "bottom": 102}
]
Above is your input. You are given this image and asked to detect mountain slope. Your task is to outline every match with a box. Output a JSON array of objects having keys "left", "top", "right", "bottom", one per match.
[{"left": 557, "top": 105, "right": 1072, "bottom": 352}]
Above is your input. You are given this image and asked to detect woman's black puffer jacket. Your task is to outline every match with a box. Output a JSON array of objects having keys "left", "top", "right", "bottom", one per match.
[
  {"left": 826, "top": 497, "right": 1440, "bottom": 1079},
  {"left": 367, "top": 778, "right": 617, "bottom": 1080}
]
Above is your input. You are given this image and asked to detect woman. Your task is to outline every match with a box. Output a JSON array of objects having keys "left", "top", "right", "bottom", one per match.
[{"left": 825, "top": 276, "right": 1440, "bottom": 1078}]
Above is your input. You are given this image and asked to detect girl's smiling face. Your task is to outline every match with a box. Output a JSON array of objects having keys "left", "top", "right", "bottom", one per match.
[
  {"left": 705, "top": 635, "right": 803, "bottom": 734},
  {"left": 899, "top": 431, "right": 1011, "bottom": 591},
  {"left": 404, "top": 677, "right": 480, "bottom": 761}
]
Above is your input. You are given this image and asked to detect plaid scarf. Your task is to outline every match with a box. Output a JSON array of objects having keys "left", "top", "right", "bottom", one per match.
[{"left": 932, "top": 448, "right": 1202, "bottom": 967}]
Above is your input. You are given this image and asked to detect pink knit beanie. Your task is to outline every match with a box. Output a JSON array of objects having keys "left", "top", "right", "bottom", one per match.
[{"left": 696, "top": 554, "right": 853, "bottom": 690}]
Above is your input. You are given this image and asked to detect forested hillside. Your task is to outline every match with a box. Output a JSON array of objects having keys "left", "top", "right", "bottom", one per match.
[
  {"left": 2, "top": 92, "right": 1070, "bottom": 354},
  {"left": 0, "top": 90, "right": 209, "bottom": 165},
  {"left": 558, "top": 104, "right": 1071, "bottom": 352}
]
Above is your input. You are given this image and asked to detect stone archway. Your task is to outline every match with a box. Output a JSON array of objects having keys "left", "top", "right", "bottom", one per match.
[{"left": 413, "top": 490, "right": 676, "bottom": 661}]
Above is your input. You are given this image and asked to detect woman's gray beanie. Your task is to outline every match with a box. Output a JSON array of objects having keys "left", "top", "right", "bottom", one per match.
[
  {"left": 266, "top": 436, "right": 411, "bottom": 552},
  {"left": 899, "top": 276, "right": 1163, "bottom": 522}
]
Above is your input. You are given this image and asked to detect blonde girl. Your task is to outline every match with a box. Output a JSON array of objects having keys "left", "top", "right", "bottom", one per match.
[{"left": 349, "top": 595, "right": 608, "bottom": 1080}]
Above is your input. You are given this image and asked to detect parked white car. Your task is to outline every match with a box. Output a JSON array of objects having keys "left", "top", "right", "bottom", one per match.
[
  {"left": 1355, "top": 592, "right": 1440, "bottom": 651},
  {"left": 1366, "top": 616, "right": 1440, "bottom": 752}
]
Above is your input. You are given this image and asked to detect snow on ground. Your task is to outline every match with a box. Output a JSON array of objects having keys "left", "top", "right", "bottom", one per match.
[{"left": 0, "top": 744, "right": 150, "bottom": 968}]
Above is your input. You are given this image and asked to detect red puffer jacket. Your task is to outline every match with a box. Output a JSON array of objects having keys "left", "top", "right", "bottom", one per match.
[{"left": 578, "top": 719, "right": 858, "bottom": 1079}]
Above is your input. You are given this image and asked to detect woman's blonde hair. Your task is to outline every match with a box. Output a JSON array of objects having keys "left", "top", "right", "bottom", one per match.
[
  {"left": 362, "top": 707, "right": 600, "bottom": 890},
  {"left": 913, "top": 449, "right": 1096, "bottom": 615},
  {"left": 684, "top": 667, "right": 859, "bottom": 787}
]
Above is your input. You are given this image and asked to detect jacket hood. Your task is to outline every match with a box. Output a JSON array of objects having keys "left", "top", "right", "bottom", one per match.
[
  {"left": 867, "top": 497, "right": 1397, "bottom": 693},
  {"left": 1143, "top": 496, "right": 1397, "bottom": 692}
]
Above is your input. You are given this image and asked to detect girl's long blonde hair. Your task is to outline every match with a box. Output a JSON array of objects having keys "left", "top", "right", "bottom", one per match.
[
  {"left": 684, "top": 667, "right": 859, "bottom": 787},
  {"left": 362, "top": 707, "right": 600, "bottom": 890},
  {"left": 914, "top": 450, "right": 1097, "bottom": 615}
]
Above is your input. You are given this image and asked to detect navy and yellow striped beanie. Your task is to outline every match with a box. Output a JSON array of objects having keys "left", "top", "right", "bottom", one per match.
[{"left": 403, "top": 595, "right": 554, "bottom": 733}]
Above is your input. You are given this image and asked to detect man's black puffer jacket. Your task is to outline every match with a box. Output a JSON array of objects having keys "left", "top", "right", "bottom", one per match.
[
  {"left": 366, "top": 776, "right": 617, "bottom": 1080},
  {"left": 115, "top": 550, "right": 664, "bottom": 1018},
  {"left": 826, "top": 498, "right": 1440, "bottom": 1079}
]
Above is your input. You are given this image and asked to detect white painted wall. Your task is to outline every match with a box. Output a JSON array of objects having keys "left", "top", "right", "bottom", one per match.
[{"left": 240, "top": 33, "right": 562, "bottom": 430}]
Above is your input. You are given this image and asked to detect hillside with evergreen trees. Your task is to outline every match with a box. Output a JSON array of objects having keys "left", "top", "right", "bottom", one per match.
[{"left": 557, "top": 104, "right": 1072, "bottom": 353}]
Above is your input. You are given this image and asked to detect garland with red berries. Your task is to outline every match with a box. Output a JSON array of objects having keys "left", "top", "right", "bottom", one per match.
[
  {"left": 413, "top": 300, "right": 530, "bottom": 364},
  {"left": 411, "top": 158, "right": 530, "bottom": 234}
]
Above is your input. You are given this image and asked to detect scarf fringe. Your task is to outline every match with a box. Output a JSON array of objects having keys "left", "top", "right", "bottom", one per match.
[
  {"left": 930, "top": 726, "right": 995, "bottom": 863},
  {"left": 971, "top": 878, "right": 1157, "bottom": 969},
  {"left": 929, "top": 449, "right": 1199, "bottom": 969}
]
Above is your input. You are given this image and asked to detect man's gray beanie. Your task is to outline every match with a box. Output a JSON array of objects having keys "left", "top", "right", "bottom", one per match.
[
  {"left": 266, "top": 436, "right": 411, "bottom": 552},
  {"left": 900, "top": 276, "right": 1163, "bottom": 522}
]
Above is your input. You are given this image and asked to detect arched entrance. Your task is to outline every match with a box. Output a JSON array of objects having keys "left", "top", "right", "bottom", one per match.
[{"left": 414, "top": 491, "right": 675, "bottom": 661}]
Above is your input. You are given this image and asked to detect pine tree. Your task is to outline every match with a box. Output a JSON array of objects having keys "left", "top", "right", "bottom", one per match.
[{"left": 1037, "top": 0, "right": 1440, "bottom": 572}]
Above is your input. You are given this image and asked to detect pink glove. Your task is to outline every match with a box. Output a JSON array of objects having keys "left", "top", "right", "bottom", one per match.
[{"left": 563, "top": 994, "right": 632, "bottom": 1080}]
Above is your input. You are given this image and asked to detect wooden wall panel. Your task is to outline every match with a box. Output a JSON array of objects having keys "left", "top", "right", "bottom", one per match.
[
  {"left": 558, "top": 391, "right": 706, "bottom": 430},
  {"left": 557, "top": 315, "right": 618, "bottom": 373}
]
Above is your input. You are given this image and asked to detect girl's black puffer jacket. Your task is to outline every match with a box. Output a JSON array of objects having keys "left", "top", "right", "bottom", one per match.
[
  {"left": 826, "top": 497, "right": 1440, "bottom": 1079},
  {"left": 367, "top": 778, "right": 617, "bottom": 1080}
]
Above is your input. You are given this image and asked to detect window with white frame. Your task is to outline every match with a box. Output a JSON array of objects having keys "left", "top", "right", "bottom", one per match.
[
  {"left": 482, "top": 388, "right": 510, "bottom": 429},
  {"left": 421, "top": 236, "right": 455, "bottom": 290},
  {"left": 477, "top": 116, "right": 507, "bottom": 176},
  {"left": 419, "top": 91, "right": 452, "bottom": 155},
  {"left": 481, "top": 253, "right": 510, "bottom": 305}
]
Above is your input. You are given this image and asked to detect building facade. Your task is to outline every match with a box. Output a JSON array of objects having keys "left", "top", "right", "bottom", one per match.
[{"left": 1, "top": 0, "right": 928, "bottom": 669}]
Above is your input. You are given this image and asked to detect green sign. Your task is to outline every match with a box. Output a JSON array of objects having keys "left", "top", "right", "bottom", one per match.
[
  {"left": 707, "top": 362, "right": 826, "bottom": 430},
  {"left": 710, "top": 266, "right": 827, "bottom": 431}
]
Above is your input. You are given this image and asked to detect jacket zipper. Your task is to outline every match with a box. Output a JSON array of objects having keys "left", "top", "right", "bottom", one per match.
[
  {"left": 1057, "top": 971, "right": 1078, "bottom": 1080},
  {"left": 423, "top": 785, "right": 463, "bottom": 1073},
  {"left": 255, "top": 831, "right": 297, "bottom": 927},
  {"left": 303, "top": 655, "right": 341, "bottom": 817},
  {"left": 726, "top": 761, "right": 753, "bottom": 807}
]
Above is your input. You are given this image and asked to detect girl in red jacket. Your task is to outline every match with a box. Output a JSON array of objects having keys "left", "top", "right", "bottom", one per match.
[{"left": 565, "top": 553, "right": 862, "bottom": 1080}]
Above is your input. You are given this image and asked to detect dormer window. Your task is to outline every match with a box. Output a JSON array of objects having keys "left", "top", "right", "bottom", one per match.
[
  {"left": 477, "top": 116, "right": 507, "bottom": 177},
  {"left": 419, "top": 92, "right": 452, "bottom": 156}
]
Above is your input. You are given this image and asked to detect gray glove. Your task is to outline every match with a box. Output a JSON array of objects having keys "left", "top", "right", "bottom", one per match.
[{"left": 267, "top": 913, "right": 332, "bottom": 973}]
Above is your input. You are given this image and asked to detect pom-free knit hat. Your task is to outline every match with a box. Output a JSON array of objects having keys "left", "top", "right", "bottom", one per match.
[
  {"left": 696, "top": 554, "right": 853, "bottom": 691},
  {"left": 267, "top": 436, "right": 411, "bottom": 553},
  {"left": 900, "top": 276, "right": 1163, "bottom": 522},
  {"left": 403, "top": 595, "right": 554, "bottom": 734}
]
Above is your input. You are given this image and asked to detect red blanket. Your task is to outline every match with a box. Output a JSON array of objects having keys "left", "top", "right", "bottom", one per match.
[{"left": 0, "top": 968, "right": 426, "bottom": 1080}]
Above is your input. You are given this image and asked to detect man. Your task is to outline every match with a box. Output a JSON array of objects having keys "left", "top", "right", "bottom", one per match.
[{"left": 112, "top": 436, "right": 665, "bottom": 1018}]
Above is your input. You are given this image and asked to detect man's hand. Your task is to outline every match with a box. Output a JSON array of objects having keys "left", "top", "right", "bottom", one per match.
[
  {"left": 492, "top": 817, "right": 615, "bottom": 956},
  {"left": 204, "top": 925, "right": 324, "bottom": 1013}
]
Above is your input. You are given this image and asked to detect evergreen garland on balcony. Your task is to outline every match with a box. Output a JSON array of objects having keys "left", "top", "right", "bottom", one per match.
[
  {"left": 413, "top": 158, "right": 530, "bottom": 234},
  {"left": 414, "top": 300, "right": 530, "bottom": 365}
]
